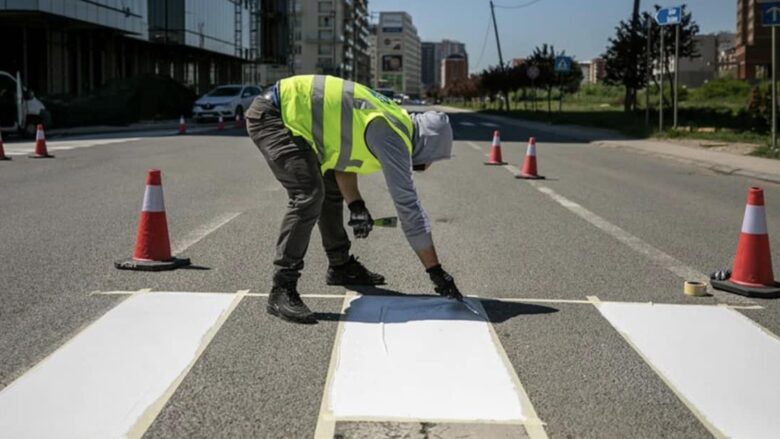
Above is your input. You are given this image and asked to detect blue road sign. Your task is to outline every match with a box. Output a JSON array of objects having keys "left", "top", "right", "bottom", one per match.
[
  {"left": 554, "top": 56, "right": 572, "bottom": 73},
  {"left": 655, "top": 6, "right": 682, "bottom": 26},
  {"left": 761, "top": 2, "right": 780, "bottom": 26}
]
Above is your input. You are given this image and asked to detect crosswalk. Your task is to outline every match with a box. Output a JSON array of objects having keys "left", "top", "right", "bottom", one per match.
[
  {"left": 459, "top": 121, "right": 499, "bottom": 128},
  {"left": 0, "top": 290, "right": 778, "bottom": 438},
  {"left": 1, "top": 137, "right": 143, "bottom": 156}
]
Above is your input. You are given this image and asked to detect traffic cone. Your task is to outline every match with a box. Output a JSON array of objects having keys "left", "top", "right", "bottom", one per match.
[
  {"left": 178, "top": 116, "right": 186, "bottom": 135},
  {"left": 0, "top": 130, "right": 10, "bottom": 161},
  {"left": 484, "top": 130, "right": 507, "bottom": 165},
  {"left": 29, "top": 124, "right": 54, "bottom": 158},
  {"left": 711, "top": 187, "right": 779, "bottom": 298},
  {"left": 114, "top": 169, "right": 191, "bottom": 271},
  {"left": 217, "top": 115, "right": 225, "bottom": 130},
  {"left": 234, "top": 114, "right": 242, "bottom": 129},
  {"left": 517, "top": 137, "right": 545, "bottom": 179}
]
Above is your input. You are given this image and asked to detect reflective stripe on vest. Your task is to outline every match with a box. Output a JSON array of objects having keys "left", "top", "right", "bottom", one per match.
[{"left": 279, "top": 75, "right": 413, "bottom": 174}]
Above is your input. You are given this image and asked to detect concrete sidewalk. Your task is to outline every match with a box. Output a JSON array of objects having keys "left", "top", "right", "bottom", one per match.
[{"left": 438, "top": 105, "right": 780, "bottom": 185}]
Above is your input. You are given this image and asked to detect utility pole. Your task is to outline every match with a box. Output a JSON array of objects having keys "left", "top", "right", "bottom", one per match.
[
  {"left": 773, "top": 25, "right": 777, "bottom": 152},
  {"left": 673, "top": 22, "right": 679, "bottom": 129},
  {"left": 489, "top": 0, "right": 509, "bottom": 111}
]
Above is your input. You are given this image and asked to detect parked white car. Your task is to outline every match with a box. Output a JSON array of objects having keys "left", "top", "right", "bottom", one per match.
[
  {"left": 0, "top": 71, "right": 50, "bottom": 137},
  {"left": 192, "top": 84, "right": 262, "bottom": 122}
]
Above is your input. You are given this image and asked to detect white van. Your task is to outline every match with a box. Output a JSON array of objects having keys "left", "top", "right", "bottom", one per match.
[{"left": 0, "top": 71, "right": 50, "bottom": 137}]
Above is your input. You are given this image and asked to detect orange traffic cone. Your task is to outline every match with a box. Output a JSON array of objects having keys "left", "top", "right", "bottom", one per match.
[
  {"left": 218, "top": 115, "right": 225, "bottom": 130},
  {"left": 29, "top": 124, "right": 54, "bottom": 158},
  {"left": 484, "top": 130, "right": 507, "bottom": 165},
  {"left": 711, "top": 187, "right": 779, "bottom": 297},
  {"left": 234, "top": 114, "right": 242, "bottom": 129},
  {"left": 0, "top": 130, "right": 10, "bottom": 161},
  {"left": 517, "top": 137, "right": 544, "bottom": 179},
  {"left": 178, "top": 116, "right": 186, "bottom": 135},
  {"left": 115, "top": 169, "right": 191, "bottom": 271}
]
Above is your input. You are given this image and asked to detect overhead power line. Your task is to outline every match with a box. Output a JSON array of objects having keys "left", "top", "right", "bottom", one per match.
[{"left": 492, "top": 0, "right": 544, "bottom": 9}]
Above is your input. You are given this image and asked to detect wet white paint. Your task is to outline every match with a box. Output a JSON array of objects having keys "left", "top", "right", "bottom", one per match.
[
  {"left": 329, "top": 296, "right": 526, "bottom": 421},
  {"left": 0, "top": 292, "right": 234, "bottom": 439},
  {"left": 598, "top": 302, "right": 780, "bottom": 439}
]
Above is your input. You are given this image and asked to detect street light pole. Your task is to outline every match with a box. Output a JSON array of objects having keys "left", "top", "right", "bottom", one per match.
[
  {"left": 673, "top": 23, "right": 679, "bottom": 129},
  {"left": 774, "top": 26, "right": 777, "bottom": 152},
  {"left": 659, "top": 26, "right": 664, "bottom": 132},
  {"left": 489, "top": 0, "right": 509, "bottom": 111},
  {"left": 646, "top": 17, "right": 651, "bottom": 129}
]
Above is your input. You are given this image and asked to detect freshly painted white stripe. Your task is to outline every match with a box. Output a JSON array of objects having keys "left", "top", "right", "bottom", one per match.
[
  {"left": 4, "top": 138, "right": 142, "bottom": 155},
  {"left": 597, "top": 302, "right": 780, "bottom": 438},
  {"left": 0, "top": 292, "right": 235, "bottom": 439},
  {"left": 170, "top": 212, "right": 242, "bottom": 255},
  {"left": 527, "top": 183, "right": 754, "bottom": 304},
  {"left": 741, "top": 205, "right": 768, "bottom": 235},
  {"left": 141, "top": 185, "right": 165, "bottom": 212},
  {"left": 459, "top": 121, "right": 476, "bottom": 127},
  {"left": 480, "top": 121, "right": 500, "bottom": 127},
  {"left": 329, "top": 296, "right": 528, "bottom": 421},
  {"left": 527, "top": 145, "right": 537, "bottom": 157}
]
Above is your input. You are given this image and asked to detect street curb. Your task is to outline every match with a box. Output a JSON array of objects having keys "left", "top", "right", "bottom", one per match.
[{"left": 439, "top": 106, "right": 780, "bottom": 185}]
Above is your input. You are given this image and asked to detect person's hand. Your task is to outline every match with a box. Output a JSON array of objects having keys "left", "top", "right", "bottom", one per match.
[
  {"left": 347, "top": 200, "right": 373, "bottom": 239},
  {"left": 427, "top": 264, "right": 463, "bottom": 300}
]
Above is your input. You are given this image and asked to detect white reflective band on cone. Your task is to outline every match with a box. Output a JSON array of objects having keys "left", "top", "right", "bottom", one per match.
[
  {"left": 142, "top": 185, "right": 165, "bottom": 212},
  {"left": 741, "top": 205, "right": 768, "bottom": 235},
  {"left": 36, "top": 130, "right": 44, "bottom": 141},
  {"left": 526, "top": 144, "right": 536, "bottom": 157}
]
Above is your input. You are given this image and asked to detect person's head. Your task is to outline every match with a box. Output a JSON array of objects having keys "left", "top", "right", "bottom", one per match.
[{"left": 410, "top": 111, "right": 453, "bottom": 172}]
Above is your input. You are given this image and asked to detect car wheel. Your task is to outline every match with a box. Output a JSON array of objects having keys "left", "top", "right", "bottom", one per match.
[{"left": 235, "top": 106, "right": 244, "bottom": 120}]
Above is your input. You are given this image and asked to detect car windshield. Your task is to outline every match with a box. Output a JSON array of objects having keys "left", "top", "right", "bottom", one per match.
[{"left": 208, "top": 86, "right": 241, "bottom": 97}]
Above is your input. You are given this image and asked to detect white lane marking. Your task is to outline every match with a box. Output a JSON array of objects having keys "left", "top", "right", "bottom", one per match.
[
  {"left": 480, "top": 121, "right": 500, "bottom": 127},
  {"left": 170, "top": 212, "right": 242, "bottom": 255},
  {"left": 459, "top": 121, "right": 476, "bottom": 127},
  {"left": 523, "top": 183, "right": 753, "bottom": 305},
  {"left": 597, "top": 302, "right": 780, "bottom": 438},
  {"left": 466, "top": 141, "right": 484, "bottom": 151},
  {"left": 0, "top": 292, "right": 239, "bottom": 439},
  {"left": 3, "top": 138, "right": 142, "bottom": 155},
  {"left": 327, "top": 295, "right": 541, "bottom": 424}
]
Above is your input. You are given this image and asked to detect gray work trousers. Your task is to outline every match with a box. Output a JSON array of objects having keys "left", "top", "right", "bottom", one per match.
[{"left": 246, "top": 97, "right": 351, "bottom": 286}]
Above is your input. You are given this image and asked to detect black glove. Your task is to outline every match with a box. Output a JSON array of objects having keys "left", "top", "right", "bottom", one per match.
[
  {"left": 427, "top": 264, "right": 463, "bottom": 301},
  {"left": 347, "top": 200, "right": 373, "bottom": 239}
]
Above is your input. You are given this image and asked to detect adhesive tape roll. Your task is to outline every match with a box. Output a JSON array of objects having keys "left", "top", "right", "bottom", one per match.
[{"left": 684, "top": 281, "right": 707, "bottom": 297}]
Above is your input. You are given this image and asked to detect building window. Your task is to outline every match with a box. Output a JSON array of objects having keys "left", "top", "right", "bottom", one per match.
[
  {"left": 295, "top": 45, "right": 302, "bottom": 55},
  {"left": 319, "top": 16, "right": 333, "bottom": 27},
  {"left": 318, "top": 1, "right": 333, "bottom": 13},
  {"left": 318, "top": 44, "right": 332, "bottom": 55},
  {"left": 319, "top": 30, "right": 333, "bottom": 41}
]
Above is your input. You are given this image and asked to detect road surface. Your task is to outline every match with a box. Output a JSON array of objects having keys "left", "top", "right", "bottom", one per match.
[{"left": 0, "top": 107, "right": 778, "bottom": 438}]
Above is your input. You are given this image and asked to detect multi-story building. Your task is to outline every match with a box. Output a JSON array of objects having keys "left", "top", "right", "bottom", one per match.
[
  {"left": 421, "top": 39, "right": 467, "bottom": 90},
  {"left": 589, "top": 57, "right": 606, "bottom": 83},
  {"left": 0, "top": 0, "right": 253, "bottom": 96},
  {"left": 441, "top": 54, "right": 467, "bottom": 90},
  {"left": 375, "top": 12, "right": 421, "bottom": 97},
  {"left": 736, "top": 0, "right": 779, "bottom": 79},
  {"left": 288, "top": 0, "right": 370, "bottom": 81},
  {"left": 716, "top": 31, "right": 738, "bottom": 76},
  {"left": 421, "top": 42, "right": 436, "bottom": 90},
  {"left": 579, "top": 61, "right": 592, "bottom": 84}
]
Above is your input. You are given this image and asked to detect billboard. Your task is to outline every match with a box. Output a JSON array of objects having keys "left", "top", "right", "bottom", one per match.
[
  {"left": 382, "top": 55, "right": 403, "bottom": 72},
  {"left": 383, "top": 37, "right": 402, "bottom": 52},
  {"left": 381, "top": 13, "right": 403, "bottom": 33}
]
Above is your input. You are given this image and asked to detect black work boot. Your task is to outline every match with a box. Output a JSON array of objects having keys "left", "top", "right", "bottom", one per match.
[
  {"left": 267, "top": 285, "right": 316, "bottom": 324},
  {"left": 326, "top": 256, "right": 386, "bottom": 286}
]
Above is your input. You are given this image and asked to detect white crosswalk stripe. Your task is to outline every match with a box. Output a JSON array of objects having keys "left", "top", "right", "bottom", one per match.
[
  {"left": 2, "top": 138, "right": 142, "bottom": 156},
  {"left": 1, "top": 290, "right": 778, "bottom": 438},
  {"left": 459, "top": 121, "right": 476, "bottom": 127}
]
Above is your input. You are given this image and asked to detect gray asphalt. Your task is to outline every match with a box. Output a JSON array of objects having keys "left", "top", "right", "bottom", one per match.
[{"left": 0, "top": 107, "right": 778, "bottom": 438}]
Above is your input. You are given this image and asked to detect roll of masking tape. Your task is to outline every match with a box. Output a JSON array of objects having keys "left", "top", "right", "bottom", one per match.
[{"left": 684, "top": 281, "right": 707, "bottom": 297}]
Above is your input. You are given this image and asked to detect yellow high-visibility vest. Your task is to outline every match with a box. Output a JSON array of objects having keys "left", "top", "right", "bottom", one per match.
[{"left": 278, "top": 75, "right": 413, "bottom": 174}]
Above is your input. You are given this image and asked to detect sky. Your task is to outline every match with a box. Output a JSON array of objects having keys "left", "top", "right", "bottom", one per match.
[{"left": 368, "top": 0, "right": 735, "bottom": 73}]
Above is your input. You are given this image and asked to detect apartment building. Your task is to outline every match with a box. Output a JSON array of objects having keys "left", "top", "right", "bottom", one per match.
[{"left": 375, "top": 11, "right": 421, "bottom": 97}]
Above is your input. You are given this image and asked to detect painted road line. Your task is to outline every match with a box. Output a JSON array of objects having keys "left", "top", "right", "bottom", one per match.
[
  {"left": 3, "top": 138, "right": 142, "bottom": 156},
  {"left": 170, "top": 211, "right": 242, "bottom": 255},
  {"left": 480, "top": 121, "right": 500, "bottom": 127},
  {"left": 0, "top": 291, "right": 243, "bottom": 439},
  {"left": 523, "top": 182, "right": 753, "bottom": 305},
  {"left": 322, "top": 295, "right": 545, "bottom": 432},
  {"left": 459, "top": 121, "right": 476, "bottom": 127},
  {"left": 596, "top": 302, "right": 780, "bottom": 438},
  {"left": 466, "top": 141, "right": 484, "bottom": 151}
]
